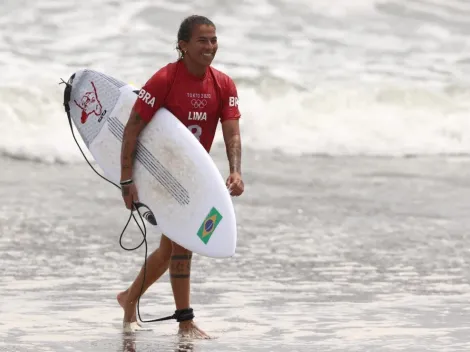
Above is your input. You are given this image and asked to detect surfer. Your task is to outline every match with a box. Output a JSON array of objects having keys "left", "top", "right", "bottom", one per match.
[{"left": 117, "top": 15, "right": 244, "bottom": 338}]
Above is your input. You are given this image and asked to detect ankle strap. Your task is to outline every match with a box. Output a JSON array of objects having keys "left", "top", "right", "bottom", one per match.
[{"left": 175, "top": 308, "right": 194, "bottom": 322}]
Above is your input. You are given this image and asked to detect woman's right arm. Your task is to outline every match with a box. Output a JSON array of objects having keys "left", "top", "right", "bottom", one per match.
[
  {"left": 120, "top": 110, "right": 149, "bottom": 210},
  {"left": 119, "top": 67, "right": 171, "bottom": 209}
]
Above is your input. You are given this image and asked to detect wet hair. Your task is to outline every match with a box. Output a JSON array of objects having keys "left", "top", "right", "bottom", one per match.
[{"left": 176, "top": 15, "right": 216, "bottom": 59}]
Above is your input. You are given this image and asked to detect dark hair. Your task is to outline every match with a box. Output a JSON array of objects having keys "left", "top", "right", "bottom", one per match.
[{"left": 176, "top": 15, "right": 216, "bottom": 59}]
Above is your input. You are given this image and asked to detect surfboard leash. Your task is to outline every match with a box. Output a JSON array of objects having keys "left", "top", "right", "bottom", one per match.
[
  {"left": 60, "top": 76, "right": 122, "bottom": 190},
  {"left": 59, "top": 76, "right": 195, "bottom": 325}
]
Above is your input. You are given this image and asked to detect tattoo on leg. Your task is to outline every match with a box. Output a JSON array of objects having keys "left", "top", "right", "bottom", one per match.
[
  {"left": 170, "top": 274, "right": 190, "bottom": 279},
  {"left": 170, "top": 254, "right": 192, "bottom": 279},
  {"left": 171, "top": 255, "right": 193, "bottom": 260}
]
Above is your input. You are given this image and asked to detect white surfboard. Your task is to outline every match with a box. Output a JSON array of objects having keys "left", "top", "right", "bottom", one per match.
[{"left": 64, "top": 69, "right": 237, "bottom": 258}]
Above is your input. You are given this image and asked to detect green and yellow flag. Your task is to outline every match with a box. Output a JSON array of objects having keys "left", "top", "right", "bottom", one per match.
[{"left": 197, "top": 207, "right": 223, "bottom": 244}]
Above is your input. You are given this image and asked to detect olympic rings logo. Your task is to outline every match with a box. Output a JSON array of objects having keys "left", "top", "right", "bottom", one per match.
[{"left": 191, "top": 99, "right": 207, "bottom": 109}]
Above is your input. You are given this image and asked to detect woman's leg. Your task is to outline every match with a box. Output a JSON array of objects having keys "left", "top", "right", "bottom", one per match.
[{"left": 117, "top": 234, "right": 172, "bottom": 323}]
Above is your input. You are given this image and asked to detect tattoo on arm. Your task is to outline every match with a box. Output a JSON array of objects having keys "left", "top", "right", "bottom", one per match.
[
  {"left": 121, "top": 139, "right": 137, "bottom": 177},
  {"left": 120, "top": 111, "right": 147, "bottom": 180},
  {"left": 121, "top": 141, "right": 135, "bottom": 168},
  {"left": 133, "top": 113, "right": 142, "bottom": 125},
  {"left": 227, "top": 135, "right": 242, "bottom": 174}
]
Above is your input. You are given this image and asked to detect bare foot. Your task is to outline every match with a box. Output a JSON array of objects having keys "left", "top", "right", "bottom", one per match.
[
  {"left": 117, "top": 291, "right": 141, "bottom": 326},
  {"left": 178, "top": 320, "right": 211, "bottom": 339},
  {"left": 123, "top": 321, "right": 142, "bottom": 333}
]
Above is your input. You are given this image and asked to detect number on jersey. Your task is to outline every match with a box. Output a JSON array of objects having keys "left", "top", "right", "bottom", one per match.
[{"left": 188, "top": 125, "right": 202, "bottom": 141}]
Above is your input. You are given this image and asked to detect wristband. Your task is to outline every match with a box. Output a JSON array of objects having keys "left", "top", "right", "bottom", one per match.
[{"left": 120, "top": 179, "right": 133, "bottom": 186}]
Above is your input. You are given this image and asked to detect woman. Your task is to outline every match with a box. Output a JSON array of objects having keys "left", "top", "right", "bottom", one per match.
[{"left": 117, "top": 15, "right": 244, "bottom": 338}]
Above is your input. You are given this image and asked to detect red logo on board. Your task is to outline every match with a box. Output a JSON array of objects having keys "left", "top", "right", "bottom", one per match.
[{"left": 74, "top": 81, "right": 106, "bottom": 124}]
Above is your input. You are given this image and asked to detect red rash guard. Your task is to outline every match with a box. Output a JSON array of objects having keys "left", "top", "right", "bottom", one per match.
[{"left": 132, "top": 60, "right": 241, "bottom": 152}]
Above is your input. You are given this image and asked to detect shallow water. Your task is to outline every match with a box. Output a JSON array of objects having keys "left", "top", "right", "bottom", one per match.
[
  {"left": 1, "top": 151, "right": 470, "bottom": 351},
  {"left": 2, "top": 1, "right": 470, "bottom": 350}
]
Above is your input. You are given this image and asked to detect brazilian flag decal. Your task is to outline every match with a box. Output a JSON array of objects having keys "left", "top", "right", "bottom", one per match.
[{"left": 197, "top": 207, "right": 223, "bottom": 245}]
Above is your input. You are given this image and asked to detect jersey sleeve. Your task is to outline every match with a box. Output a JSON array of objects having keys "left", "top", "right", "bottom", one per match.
[
  {"left": 220, "top": 76, "right": 241, "bottom": 122},
  {"left": 132, "top": 68, "right": 170, "bottom": 123}
]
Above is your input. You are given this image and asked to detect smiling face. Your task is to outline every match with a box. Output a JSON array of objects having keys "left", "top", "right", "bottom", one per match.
[{"left": 179, "top": 24, "right": 218, "bottom": 68}]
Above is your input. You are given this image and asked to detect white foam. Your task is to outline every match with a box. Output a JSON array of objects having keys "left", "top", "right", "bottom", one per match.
[
  {"left": 2, "top": 78, "right": 470, "bottom": 163},
  {"left": 1, "top": 0, "right": 470, "bottom": 163},
  {"left": 224, "top": 82, "right": 470, "bottom": 157}
]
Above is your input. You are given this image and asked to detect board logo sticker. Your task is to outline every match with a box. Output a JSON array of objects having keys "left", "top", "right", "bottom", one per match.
[
  {"left": 74, "top": 81, "right": 107, "bottom": 124},
  {"left": 134, "top": 202, "right": 157, "bottom": 226},
  {"left": 197, "top": 207, "right": 223, "bottom": 245}
]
